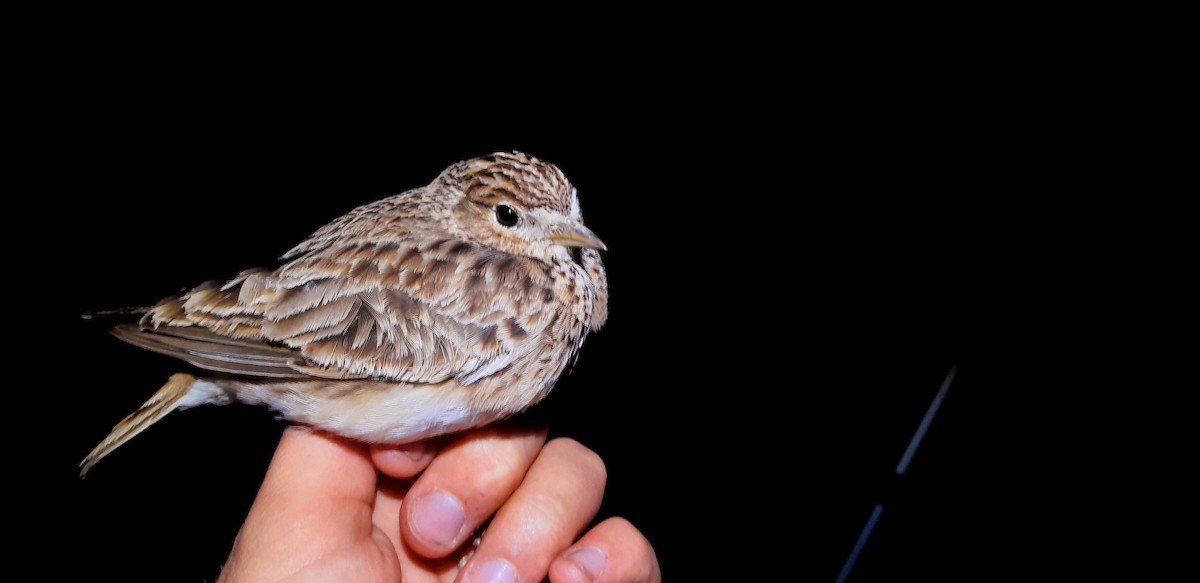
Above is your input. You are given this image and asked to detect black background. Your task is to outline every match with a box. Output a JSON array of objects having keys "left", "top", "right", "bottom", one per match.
[
  {"left": 34, "top": 115, "right": 980, "bottom": 581},
  {"left": 19, "top": 50, "right": 1164, "bottom": 581}
]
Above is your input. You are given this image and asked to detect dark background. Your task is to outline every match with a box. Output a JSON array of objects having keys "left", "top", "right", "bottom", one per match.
[
  {"left": 32, "top": 115, "right": 982, "bottom": 581},
  {"left": 20, "top": 52, "right": 1168, "bottom": 580}
]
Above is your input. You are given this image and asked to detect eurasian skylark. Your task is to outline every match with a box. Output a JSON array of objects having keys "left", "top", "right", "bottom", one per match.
[{"left": 82, "top": 151, "right": 608, "bottom": 476}]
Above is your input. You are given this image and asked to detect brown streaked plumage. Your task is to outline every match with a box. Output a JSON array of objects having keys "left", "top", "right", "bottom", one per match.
[{"left": 81, "top": 152, "right": 608, "bottom": 476}]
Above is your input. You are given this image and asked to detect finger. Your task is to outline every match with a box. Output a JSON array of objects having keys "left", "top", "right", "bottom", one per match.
[
  {"left": 253, "top": 426, "right": 377, "bottom": 522},
  {"left": 371, "top": 437, "right": 440, "bottom": 478},
  {"left": 456, "top": 438, "right": 606, "bottom": 583},
  {"left": 222, "top": 426, "right": 396, "bottom": 580},
  {"left": 373, "top": 475, "right": 462, "bottom": 581},
  {"left": 400, "top": 423, "right": 548, "bottom": 558},
  {"left": 549, "top": 518, "right": 662, "bottom": 583}
]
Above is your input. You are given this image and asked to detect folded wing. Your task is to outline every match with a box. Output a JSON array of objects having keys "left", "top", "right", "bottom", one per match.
[{"left": 121, "top": 240, "right": 553, "bottom": 385}]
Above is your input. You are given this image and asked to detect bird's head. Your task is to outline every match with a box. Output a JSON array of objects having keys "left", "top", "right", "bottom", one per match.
[{"left": 445, "top": 152, "right": 605, "bottom": 265}]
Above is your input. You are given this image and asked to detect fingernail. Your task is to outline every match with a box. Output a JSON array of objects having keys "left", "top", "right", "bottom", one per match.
[
  {"left": 401, "top": 441, "right": 430, "bottom": 461},
  {"left": 410, "top": 490, "right": 466, "bottom": 547},
  {"left": 566, "top": 546, "right": 607, "bottom": 579},
  {"left": 463, "top": 559, "right": 517, "bottom": 583}
]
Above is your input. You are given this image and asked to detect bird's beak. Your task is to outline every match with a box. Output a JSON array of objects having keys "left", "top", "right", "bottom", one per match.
[{"left": 549, "top": 223, "right": 607, "bottom": 251}]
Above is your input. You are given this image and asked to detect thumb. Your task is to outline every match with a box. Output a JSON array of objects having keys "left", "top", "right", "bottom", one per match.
[{"left": 221, "top": 427, "right": 381, "bottom": 580}]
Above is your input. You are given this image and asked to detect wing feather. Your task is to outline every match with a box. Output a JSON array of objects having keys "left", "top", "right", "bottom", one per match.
[
  {"left": 114, "top": 240, "right": 553, "bottom": 385},
  {"left": 110, "top": 324, "right": 301, "bottom": 378},
  {"left": 264, "top": 241, "right": 551, "bottom": 383}
]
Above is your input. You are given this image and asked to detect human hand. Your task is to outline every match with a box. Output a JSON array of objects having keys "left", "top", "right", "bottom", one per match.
[{"left": 218, "top": 424, "right": 660, "bottom": 582}]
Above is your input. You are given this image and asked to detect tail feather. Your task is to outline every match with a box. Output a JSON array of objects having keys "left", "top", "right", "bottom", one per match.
[
  {"left": 80, "top": 373, "right": 197, "bottom": 477},
  {"left": 80, "top": 306, "right": 153, "bottom": 320}
]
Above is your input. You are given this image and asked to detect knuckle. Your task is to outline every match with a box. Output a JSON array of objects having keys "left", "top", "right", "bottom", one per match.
[
  {"left": 545, "top": 437, "right": 607, "bottom": 486},
  {"left": 606, "top": 517, "right": 658, "bottom": 581},
  {"left": 470, "top": 448, "right": 529, "bottom": 492}
]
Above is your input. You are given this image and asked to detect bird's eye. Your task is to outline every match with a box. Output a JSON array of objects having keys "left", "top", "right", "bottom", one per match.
[{"left": 495, "top": 204, "right": 519, "bottom": 227}]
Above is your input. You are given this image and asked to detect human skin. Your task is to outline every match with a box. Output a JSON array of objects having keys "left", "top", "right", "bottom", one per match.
[{"left": 219, "top": 424, "right": 661, "bottom": 582}]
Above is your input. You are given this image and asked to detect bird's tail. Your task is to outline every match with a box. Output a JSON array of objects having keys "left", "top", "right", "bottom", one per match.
[
  {"left": 80, "top": 373, "right": 197, "bottom": 477},
  {"left": 80, "top": 306, "right": 154, "bottom": 320}
]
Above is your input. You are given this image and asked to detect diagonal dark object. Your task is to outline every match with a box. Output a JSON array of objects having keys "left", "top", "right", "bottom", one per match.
[
  {"left": 896, "top": 365, "right": 957, "bottom": 476},
  {"left": 834, "top": 364, "right": 957, "bottom": 583},
  {"left": 835, "top": 504, "right": 884, "bottom": 583}
]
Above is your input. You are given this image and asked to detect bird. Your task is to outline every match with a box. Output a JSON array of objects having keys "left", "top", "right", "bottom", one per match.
[{"left": 81, "top": 151, "right": 608, "bottom": 476}]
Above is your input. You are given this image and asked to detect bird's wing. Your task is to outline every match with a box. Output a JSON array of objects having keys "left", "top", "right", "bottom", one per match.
[
  {"left": 110, "top": 321, "right": 302, "bottom": 377},
  {"left": 122, "top": 269, "right": 307, "bottom": 377},
  {"left": 126, "top": 241, "right": 554, "bottom": 385}
]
